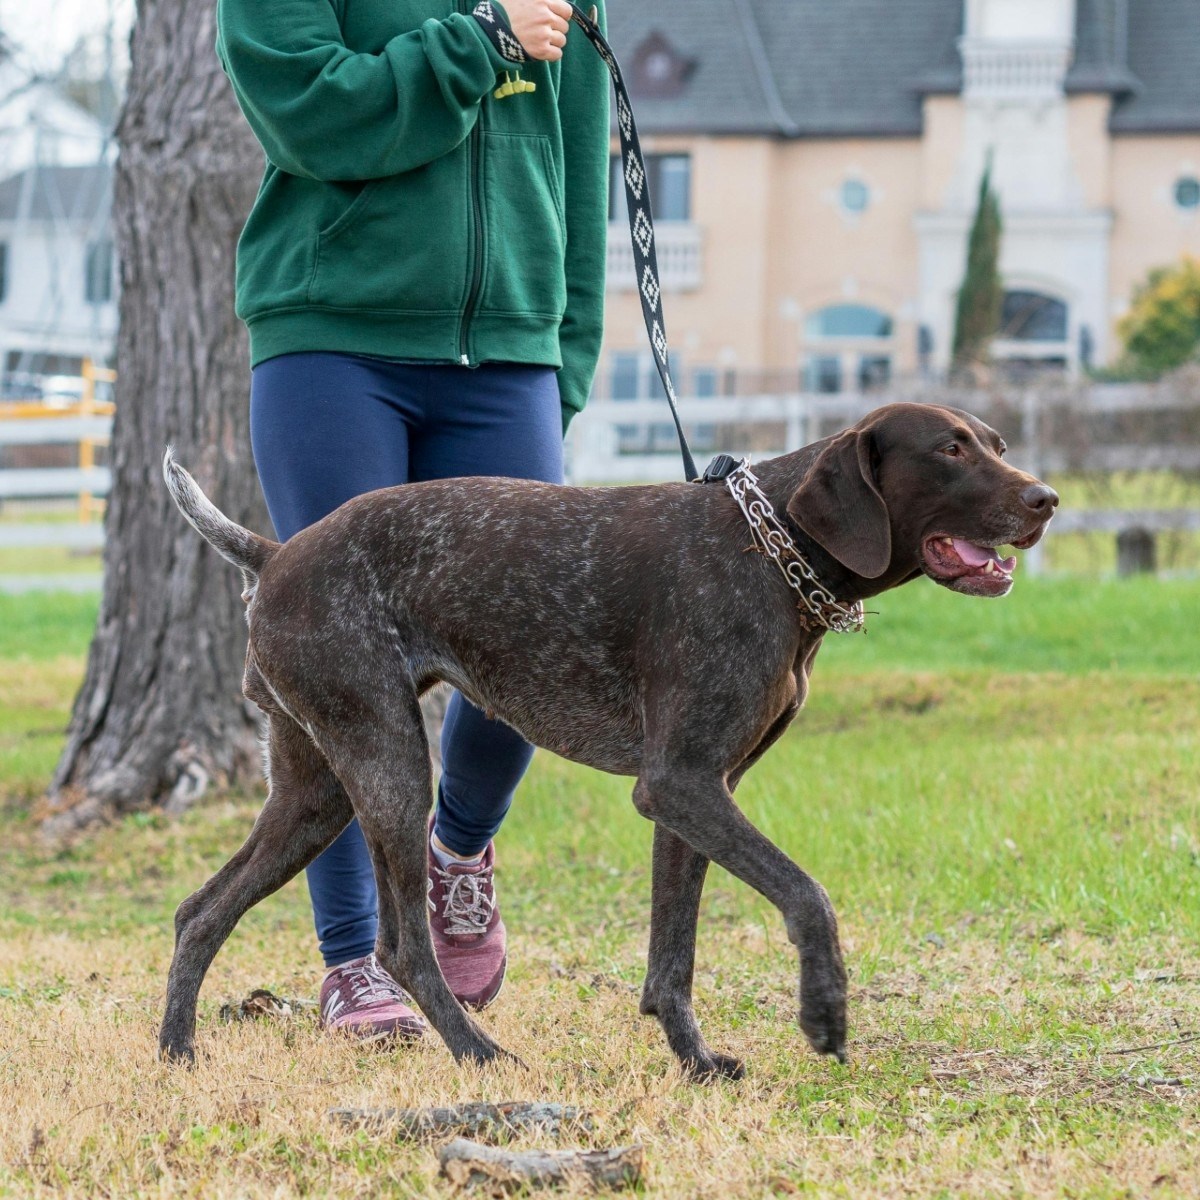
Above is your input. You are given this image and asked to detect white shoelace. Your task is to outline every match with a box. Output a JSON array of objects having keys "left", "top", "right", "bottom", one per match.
[
  {"left": 323, "top": 954, "right": 403, "bottom": 1021},
  {"left": 428, "top": 865, "right": 496, "bottom": 937}
]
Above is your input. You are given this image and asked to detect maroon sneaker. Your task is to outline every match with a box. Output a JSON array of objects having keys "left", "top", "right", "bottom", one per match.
[
  {"left": 319, "top": 953, "right": 426, "bottom": 1043},
  {"left": 427, "top": 837, "right": 507, "bottom": 1010}
]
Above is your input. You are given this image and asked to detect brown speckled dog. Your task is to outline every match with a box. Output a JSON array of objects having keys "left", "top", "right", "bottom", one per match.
[{"left": 158, "top": 403, "right": 1057, "bottom": 1079}]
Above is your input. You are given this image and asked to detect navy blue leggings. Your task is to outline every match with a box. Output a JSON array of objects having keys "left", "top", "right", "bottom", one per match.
[{"left": 250, "top": 353, "right": 564, "bottom": 967}]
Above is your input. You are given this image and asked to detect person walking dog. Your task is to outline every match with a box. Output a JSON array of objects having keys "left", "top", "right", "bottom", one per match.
[{"left": 215, "top": 0, "right": 609, "bottom": 1041}]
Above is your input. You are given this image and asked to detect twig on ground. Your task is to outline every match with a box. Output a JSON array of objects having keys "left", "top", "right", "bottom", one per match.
[
  {"left": 1106, "top": 1032, "right": 1200, "bottom": 1056},
  {"left": 1117, "top": 1074, "right": 1192, "bottom": 1088},
  {"left": 438, "top": 1138, "right": 643, "bottom": 1191},
  {"left": 329, "top": 1101, "right": 594, "bottom": 1141}
]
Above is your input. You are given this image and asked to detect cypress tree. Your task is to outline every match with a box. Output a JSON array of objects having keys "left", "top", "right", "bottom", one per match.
[{"left": 952, "top": 155, "right": 1003, "bottom": 375}]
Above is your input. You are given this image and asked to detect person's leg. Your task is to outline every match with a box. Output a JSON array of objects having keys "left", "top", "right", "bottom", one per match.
[
  {"left": 409, "top": 363, "right": 565, "bottom": 857},
  {"left": 250, "top": 352, "right": 424, "bottom": 971},
  {"left": 411, "top": 363, "right": 564, "bottom": 1009}
]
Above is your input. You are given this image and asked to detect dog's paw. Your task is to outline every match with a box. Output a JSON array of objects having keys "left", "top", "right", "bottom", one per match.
[
  {"left": 682, "top": 1050, "right": 745, "bottom": 1082},
  {"left": 799, "top": 985, "right": 847, "bottom": 1063},
  {"left": 452, "top": 1033, "right": 523, "bottom": 1069},
  {"left": 158, "top": 1039, "right": 196, "bottom": 1067}
]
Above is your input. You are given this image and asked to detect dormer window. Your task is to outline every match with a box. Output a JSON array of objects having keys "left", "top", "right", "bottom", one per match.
[{"left": 630, "top": 31, "right": 695, "bottom": 99}]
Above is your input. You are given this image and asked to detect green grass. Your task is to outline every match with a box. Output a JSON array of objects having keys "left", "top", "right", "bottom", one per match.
[
  {"left": 823, "top": 575, "right": 1200, "bottom": 674},
  {"left": 0, "top": 592, "right": 99, "bottom": 660},
  {"left": 1, "top": 581, "right": 1198, "bottom": 1196}
]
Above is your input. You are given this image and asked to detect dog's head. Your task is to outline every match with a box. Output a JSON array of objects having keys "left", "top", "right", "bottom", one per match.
[{"left": 786, "top": 403, "right": 1058, "bottom": 598}]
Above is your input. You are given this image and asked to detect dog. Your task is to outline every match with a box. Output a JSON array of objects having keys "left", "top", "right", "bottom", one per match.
[{"left": 158, "top": 402, "right": 1057, "bottom": 1079}]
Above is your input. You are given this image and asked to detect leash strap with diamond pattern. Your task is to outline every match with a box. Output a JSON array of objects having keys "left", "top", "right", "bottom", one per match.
[{"left": 471, "top": 1, "right": 699, "bottom": 481}]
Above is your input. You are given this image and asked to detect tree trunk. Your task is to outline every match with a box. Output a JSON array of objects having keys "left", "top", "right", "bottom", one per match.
[{"left": 44, "top": 0, "right": 268, "bottom": 836}]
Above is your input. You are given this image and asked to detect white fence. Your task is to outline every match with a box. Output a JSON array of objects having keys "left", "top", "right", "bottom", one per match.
[
  {"left": 567, "top": 394, "right": 876, "bottom": 483},
  {"left": 566, "top": 386, "right": 1200, "bottom": 483},
  {"left": 4, "top": 387, "right": 1199, "bottom": 569},
  {"left": 0, "top": 413, "right": 110, "bottom": 550}
]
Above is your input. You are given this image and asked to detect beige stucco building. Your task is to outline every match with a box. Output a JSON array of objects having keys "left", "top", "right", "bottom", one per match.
[{"left": 599, "top": 0, "right": 1200, "bottom": 400}]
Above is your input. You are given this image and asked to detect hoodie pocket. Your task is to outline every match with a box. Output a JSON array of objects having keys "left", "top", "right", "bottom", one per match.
[
  {"left": 307, "top": 155, "right": 469, "bottom": 313},
  {"left": 479, "top": 131, "right": 566, "bottom": 318}
]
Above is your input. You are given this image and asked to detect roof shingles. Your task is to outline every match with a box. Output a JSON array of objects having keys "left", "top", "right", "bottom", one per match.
[{"left": 605, "top": 0, "right": 1200, "bottom": 138}]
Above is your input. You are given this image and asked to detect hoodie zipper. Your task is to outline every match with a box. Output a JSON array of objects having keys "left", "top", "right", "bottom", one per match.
[{"left": 459, "top": 0, "right": 485, "bottom": 366}]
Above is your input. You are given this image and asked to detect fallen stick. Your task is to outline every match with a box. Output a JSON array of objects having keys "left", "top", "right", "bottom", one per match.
[
  {"left": 1106, "top": 1031, "right": 1200, "bottom": 1056},
  {"left": 329, "top": 1101, "right": 593, "bottom": 1141},
  {"left": 438, "top": 1138, "right": 643, "bottom": 1192}
]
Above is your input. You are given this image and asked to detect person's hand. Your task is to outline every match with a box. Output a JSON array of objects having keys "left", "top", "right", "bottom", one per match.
[{"left": 502, "top": 0, "right": 572, "bottom": 61}]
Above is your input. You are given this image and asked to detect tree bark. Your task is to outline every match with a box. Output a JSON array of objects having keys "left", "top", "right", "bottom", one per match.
[{"left": 44, "top": 0, "right": 268, "bottom": 835}]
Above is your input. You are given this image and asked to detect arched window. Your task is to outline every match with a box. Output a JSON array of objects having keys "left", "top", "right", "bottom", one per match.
[
  {"left": 805, "top": 304, "right": 893, "bottom": 339},
  {"left": 1000, "top": 291, "right": 1068, "bottom": 341}
]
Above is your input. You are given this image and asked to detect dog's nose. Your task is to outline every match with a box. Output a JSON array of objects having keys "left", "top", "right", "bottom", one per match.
[{"left": 1020, "top": 483, "right": 1059, "bottom": 515}]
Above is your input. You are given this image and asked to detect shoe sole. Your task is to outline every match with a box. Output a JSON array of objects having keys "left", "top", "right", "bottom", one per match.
[
  {"left": 459, "top": 957, "right": 507, "bottom": 1012},
  {"left": 325, "top": 1021, "right": 426, "bottom": 1045}
]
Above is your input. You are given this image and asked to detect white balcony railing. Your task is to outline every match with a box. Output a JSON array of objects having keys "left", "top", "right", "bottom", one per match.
[
  {"left": 606, "top": 221, "right": 703, "bottom": 293},
  {"left": 959, "top": 38, "right": 1072, "bottom": 99}
]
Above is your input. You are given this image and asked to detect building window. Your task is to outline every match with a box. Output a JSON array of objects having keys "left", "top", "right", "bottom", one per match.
[
  {"left": 1000, "top": 291, "right": 1067, "bottom": 341},
  {"left": 610, "top": 352, "right": 641, "bottom": 401},
  {"left": 805, "top": 356, "right": 843, "bottom": 394},
  {"left": 85, "top": 240, "right": 114, "bottom": 304},
  {"left": 0, "top": 243, "right": 8, "bottom": 304},
  {"left": 692, "top": 367, "right": 719, "bottom": 398},
  {"left": 805, "top": 304, "right": 893, "bottom": 339},
  {"left": 1175, "top": 176, "right": 1200, "bottom": 211},
  {"left": 840, "top": 179, "right": 870, "bottom": 214},
  {"left": 610, "top": 153, "right": 691, "bottom": 222},
  {"left": 858, "top": 355, "right": 891, "bottom": 390}
]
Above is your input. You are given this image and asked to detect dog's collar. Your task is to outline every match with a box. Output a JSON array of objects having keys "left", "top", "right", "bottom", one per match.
[{"left": 709, "top": 457, "right": 866, "bottom": 635}]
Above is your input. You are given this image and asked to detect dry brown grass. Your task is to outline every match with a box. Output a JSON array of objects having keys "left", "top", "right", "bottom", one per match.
[
  {"left": 4, "top": 618, "right": 1199, "bottom": 1197},
  {"left": 2, "top": 803, "right": 1198, "bottom": 1199}
]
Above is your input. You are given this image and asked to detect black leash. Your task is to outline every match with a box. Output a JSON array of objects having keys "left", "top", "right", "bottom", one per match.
[{"left": 471, "top": 1, "right": 699, "bottom": 482}]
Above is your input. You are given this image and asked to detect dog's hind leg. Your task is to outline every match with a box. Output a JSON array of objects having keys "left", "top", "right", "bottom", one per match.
[
  {"left": 639, "top": 825, "right": 744, "bottom": 1080},
  {"left": 159, "top": 712, "right": 351, "bottom": 1063},
  {"left": 313, "top": 690, "right": 510, "bottom": 1066}
]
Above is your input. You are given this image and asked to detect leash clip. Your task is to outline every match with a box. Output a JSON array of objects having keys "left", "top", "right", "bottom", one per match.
[{"left": 697, "top": 454, "right": 741, "bottom": 484}]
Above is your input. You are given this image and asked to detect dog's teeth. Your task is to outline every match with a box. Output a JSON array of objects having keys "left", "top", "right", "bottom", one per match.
[
  {"left": 941, "top": 537, "right": 953, "bottom": 545},
  {"left": 983, "top": 560, "right": 995, "bottom": 574}
]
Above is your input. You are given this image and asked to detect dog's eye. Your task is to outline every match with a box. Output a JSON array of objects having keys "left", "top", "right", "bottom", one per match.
[
  {"left": 998, "top": 441, "right": 1008, "bottom": 457},
  {"left": 940, "top": 442, "right": 962, "bottom": 457}
]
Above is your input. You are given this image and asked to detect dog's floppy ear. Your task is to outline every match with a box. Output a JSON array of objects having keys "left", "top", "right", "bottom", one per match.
[{"left": 786, "top": 428, "right": 891, "bottom": 579}]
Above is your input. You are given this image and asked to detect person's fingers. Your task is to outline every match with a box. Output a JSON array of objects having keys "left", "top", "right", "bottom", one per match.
[
  {"left": 548, "top": 13, "right": 569, "bottom": 35},
  {"left": 549, "top": 28, "right": 567, "bottom": 47},
  {"left": 547, "top": 0, "right": 574, "bottom": 20}
]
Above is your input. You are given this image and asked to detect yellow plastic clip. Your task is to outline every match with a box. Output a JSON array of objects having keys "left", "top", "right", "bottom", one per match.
[{"left": 494, "top": 70, "right": 536, "bottom": 99}]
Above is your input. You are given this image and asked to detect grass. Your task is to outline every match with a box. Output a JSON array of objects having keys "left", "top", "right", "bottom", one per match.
[{"left": 1, "top": 579, "right": 1199, "bottom": 1197}]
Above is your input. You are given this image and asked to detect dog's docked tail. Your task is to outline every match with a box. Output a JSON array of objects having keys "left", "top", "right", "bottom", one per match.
[{"left": 162, "top": 448, "right": 280, "bottom": 597}]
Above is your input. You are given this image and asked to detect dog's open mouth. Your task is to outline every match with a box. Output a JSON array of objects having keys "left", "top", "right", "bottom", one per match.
[{"left": 922, "top": 535, "right": 1022, "bottom": 596}]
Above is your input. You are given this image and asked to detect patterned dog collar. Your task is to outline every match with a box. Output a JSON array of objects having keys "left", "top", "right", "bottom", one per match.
[{"left": 724, "top": 460, "right": 866, "bottom": 634}]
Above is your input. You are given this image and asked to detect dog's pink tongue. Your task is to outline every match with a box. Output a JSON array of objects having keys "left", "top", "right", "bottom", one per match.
[
  {"left": 950, "top": 539, "right": 1018, "bottom": 573},
  {"left": 951, "top": 538, "right": 995, "bottom": 567}
]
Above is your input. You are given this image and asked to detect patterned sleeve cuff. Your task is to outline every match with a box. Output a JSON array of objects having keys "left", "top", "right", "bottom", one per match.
[{"left": 471, "top": 2, "right": 527, "bottom": 63}]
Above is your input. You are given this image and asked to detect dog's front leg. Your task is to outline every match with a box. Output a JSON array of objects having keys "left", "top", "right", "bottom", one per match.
[
  {"left": 632, "top": 769, "right": 847, "bottom": 1065},
  {"left": 639, "top": 824, "right": 744, "bottom": 1080}
]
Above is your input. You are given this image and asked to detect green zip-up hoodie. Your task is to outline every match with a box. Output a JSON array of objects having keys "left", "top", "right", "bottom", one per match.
[{"left": 215, "top": 0, "right": 609, "bottom": 430}]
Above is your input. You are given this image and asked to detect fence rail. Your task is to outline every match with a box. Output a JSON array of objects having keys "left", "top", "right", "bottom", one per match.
[
  {"left": 0, "top": 394, "right": 112, "bottom": 549},
  {"left": 3, "top": 385, "right": 1199, "bottom": 572}
]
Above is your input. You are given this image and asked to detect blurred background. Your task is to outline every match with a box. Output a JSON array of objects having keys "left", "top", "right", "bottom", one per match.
[{"left": 1, "top": 0, "right": 1199, "bottom": 586}]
